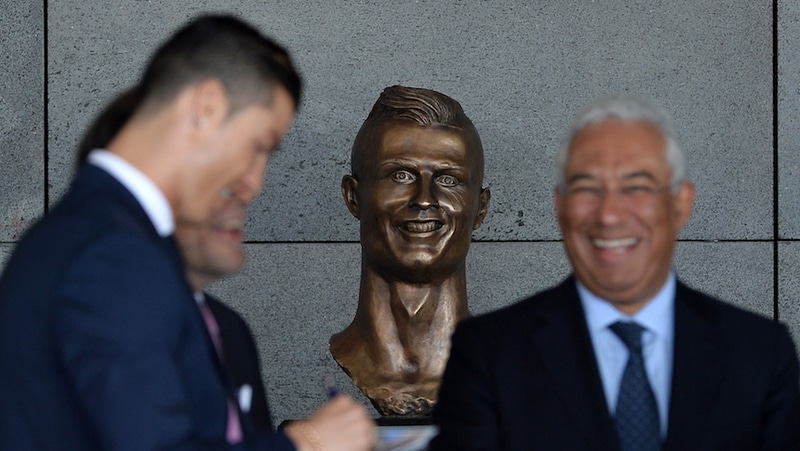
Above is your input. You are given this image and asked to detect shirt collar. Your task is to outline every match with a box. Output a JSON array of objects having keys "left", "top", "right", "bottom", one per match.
[
  {"left": 578, "top": 272, "right": 676, "bottom": 339},
  {"left": 87, "top": 149, "right": 175, "bottom": 237}
]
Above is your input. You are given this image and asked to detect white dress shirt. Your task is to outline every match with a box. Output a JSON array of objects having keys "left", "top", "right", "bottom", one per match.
[
  {"left": 87, "top": 149, "right": 174, "bottom": 237},
  {"left": 578, "top": 273, "right": 676, "bottom": 437}
]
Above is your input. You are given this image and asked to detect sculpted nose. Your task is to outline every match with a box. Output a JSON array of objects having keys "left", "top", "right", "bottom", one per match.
[{"left": 410, "top": 177, "right": 437, "bottom": 210}]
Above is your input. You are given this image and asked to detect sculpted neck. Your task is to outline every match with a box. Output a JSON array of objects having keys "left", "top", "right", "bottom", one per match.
[{"left": 355, "top": 265, "right": 470, "bottom": 326}]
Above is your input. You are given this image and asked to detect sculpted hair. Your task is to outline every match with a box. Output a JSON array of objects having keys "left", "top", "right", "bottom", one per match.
[
  {"left": 137, "top": 14, "right": 302, "bottom": 116},
  {"left": 555, "top": 95, "right": 688, "bottom": 193},
  {"left": 351, "top": 85, "right": 484, "bottom": 178}
]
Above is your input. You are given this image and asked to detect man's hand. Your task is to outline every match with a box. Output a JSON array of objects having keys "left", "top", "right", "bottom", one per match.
[{"left": 285, "top": 395, "right": 376, "bottom": 451}]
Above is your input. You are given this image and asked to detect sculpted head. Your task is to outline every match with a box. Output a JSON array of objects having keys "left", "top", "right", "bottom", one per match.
[
  {"left": 342, "top": 86, "right": 490, "bottom": 283},
  {"left": 554, "top": 95, "right": 695, "bottom": 314}
]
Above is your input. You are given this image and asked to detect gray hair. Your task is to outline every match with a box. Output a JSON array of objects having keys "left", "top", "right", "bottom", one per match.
[{"left": 555, "top": 95, "right": 688, "bottom": 193}]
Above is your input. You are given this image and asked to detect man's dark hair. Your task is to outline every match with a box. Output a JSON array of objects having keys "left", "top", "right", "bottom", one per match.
[
  {"left": 75, "top": 86, "right": 141, "bottom": 167},
  {"left": 350, "top": 85, "right": 483, "bottom": 178},
  {"left": 75, "top": 15, "right": 302, "bottom": 168},
  {"left": 138, "top": 14, "right": 302, "bottom": 115}
]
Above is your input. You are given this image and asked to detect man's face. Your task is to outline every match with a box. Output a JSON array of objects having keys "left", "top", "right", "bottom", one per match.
[
  {"left": 175, "top": 85, "right": 295, "bottom": 227},
  {"left": 174, "top": 86, "right": 295, "bottom": 290},
  {"left": 344, "top": 122, "right": 490, "bottom": 282},
  {"left": 555, "top": 118, "right": 694, "bottom": 314},
  {"left": 174, "top": 193, "right": 248, "bottom": 291}
]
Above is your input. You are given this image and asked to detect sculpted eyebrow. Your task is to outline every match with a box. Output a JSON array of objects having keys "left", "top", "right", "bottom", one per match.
[{"left": 379, "top": 158, "right": 415, "bottom": 168}]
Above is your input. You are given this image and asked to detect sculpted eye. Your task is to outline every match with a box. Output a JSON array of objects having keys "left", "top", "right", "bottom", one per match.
[
  {"left": 391, "top": 170, "right": 416, "bottom": 184},
  {"left": 436, "top": 174, "right": 460, "bottom": 187}
]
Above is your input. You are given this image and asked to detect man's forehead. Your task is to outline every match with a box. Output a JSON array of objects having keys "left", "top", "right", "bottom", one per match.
[
  {"left": 567, "top": 120, "right": 667, "bottom": 162},
  {"left": 363, "top": 120, "right": 479, "bottom": 158}
]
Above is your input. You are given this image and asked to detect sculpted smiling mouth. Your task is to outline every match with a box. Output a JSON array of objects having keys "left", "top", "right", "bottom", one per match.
[{"left": 403, "top": 220, "right": 443, "bottom": 233}]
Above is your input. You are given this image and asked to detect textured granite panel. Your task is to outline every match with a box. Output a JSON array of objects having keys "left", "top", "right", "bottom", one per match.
[
  {"left": 1, "top": 2, "right": 44, "bottom": 240},
  {"left": 779, "top": 0, "right": 800, "bottom": 238},
  {"left": 206, "top": 239, "right": 775, "bottom": 423},
  {"left": 45, "top": 1, "right": 771, "bottom": 242},
  {"left": 778, "top": 242, "right": 800, "bottom": 357},
  {"left": 674, "top": 241, "right": 774, "bottom": 318}
]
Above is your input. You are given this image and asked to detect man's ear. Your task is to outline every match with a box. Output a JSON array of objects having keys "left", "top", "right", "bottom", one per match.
[
  {"left": 673, "top": 180, "right": 695, "bottom": 231},
  {"left": 341, "top": 175, "right": 360, "bottom": 219},
  {"left": 472, "top": 187, "right": 491, "bottom": 230},
  {"left": 187, "top": 78, "right": 228, "bottom": 133}
]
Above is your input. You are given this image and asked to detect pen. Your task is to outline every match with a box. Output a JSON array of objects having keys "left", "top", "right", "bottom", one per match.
[{"left": 324, "top": 375, "right": 339, "bottom": 399}]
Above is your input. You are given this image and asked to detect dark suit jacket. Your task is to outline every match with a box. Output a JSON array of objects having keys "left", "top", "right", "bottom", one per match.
[
  {"left": 431, "top": 276, "right": 800, "bottom": 450},
  {"left": 0, "top": 165, "right": 294, "bottom": 450},
  {"left": 206, "top": 294, "right": 274, "bottom": 432}
]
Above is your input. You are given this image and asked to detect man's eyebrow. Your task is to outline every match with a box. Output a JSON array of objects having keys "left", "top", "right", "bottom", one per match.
[
  {"left": 378, "top": 158, "right": 417, "bottom": 168},
  {"left": 622, "top": 170, "right": 658, "bottom": 182},
  {"left": 566, "top": 173, "right": 596, "bottom": 185}
]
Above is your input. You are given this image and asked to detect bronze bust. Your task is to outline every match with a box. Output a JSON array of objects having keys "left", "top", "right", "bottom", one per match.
[{"left": 330, "top": 86, "right": 490, "bottom": 416}]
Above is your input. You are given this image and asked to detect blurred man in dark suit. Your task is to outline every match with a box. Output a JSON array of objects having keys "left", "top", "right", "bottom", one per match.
[
  {"left": 0, "top": 14, "right": 374, "bottom": 451},
  {"left": 75, "top": 87, "right": 274, "bottom": 431}
]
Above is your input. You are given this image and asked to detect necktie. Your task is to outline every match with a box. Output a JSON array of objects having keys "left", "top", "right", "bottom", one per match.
[
  {"left": 199, "top": 302, "right": 243, "bottom": 444},
  {"left": 609, "top": 321, "right": 661, "bottom": 451}
]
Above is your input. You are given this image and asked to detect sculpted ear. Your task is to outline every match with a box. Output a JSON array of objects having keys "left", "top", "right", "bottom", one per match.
[
  {"left": 472, "top": 187, "right": 491, "bottom": 230},
  {"left": 342, "top": 175, "right": 360, "bottom": 218}
]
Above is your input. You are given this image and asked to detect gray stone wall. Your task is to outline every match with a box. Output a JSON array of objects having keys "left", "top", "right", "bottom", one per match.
[{"left": 1, "top": 0, "right": 796, "bottom": 423}]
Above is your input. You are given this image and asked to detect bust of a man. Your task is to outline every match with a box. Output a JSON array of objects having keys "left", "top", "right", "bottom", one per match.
[{"left": 330, "top": 85, "right": 490, "bottom": 416}]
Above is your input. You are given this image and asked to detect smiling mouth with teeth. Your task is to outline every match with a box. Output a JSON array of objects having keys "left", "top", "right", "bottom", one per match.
[
  {"left": 593, "top": 237, "right": 638, "bottom": 248},
  {"left": 403, "top": 221, "right": 443, "bottom": 233}
]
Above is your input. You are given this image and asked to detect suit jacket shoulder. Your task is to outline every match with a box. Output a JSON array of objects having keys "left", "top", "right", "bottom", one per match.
[{"left": 666, "top": 280, "right": 800, "bottom": 450}]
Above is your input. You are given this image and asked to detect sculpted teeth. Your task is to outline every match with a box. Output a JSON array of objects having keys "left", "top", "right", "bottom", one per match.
[
  {"left": 405, "top": 221, "right": 442, "bottom": 233},
  {"left": 593, "top": 237, "right": 637, "bottom": 248}
]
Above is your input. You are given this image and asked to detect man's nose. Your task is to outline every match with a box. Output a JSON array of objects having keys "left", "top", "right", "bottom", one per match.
[
  {"left": 233, "top": 153, "right": 269, "bottom": 204},
  {"left": 597, "top": 188, "right": 627, "bottom": 224}
]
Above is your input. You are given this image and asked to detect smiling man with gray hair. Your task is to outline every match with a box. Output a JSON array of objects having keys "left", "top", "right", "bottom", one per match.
[{"left": 431, "top": 95, "right": 800, "bottom": 450}]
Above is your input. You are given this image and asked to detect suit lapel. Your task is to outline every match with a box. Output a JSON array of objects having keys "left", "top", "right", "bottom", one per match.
[
  {"left": 664, "top": 281, "right": 725, "bottom": 448},
  {"left": 529, "top": 278, "right": 620, "bottom": 450}
]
